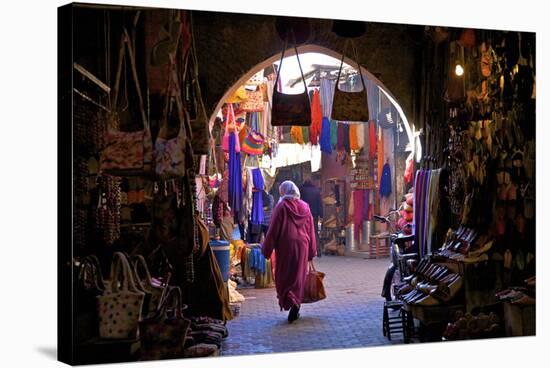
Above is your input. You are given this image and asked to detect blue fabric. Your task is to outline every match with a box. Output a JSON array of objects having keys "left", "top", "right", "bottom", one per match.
[
  {"left": 249, "top": 247, "right": 266, "bottom": 274},
  {"left": 250, "top": 168, "right": 264, "bottom": 225},
  {"left": 320, "top": 117, "right": 332, "bottom": 154},
  {"left": 380, "top": 163, "right": 392, "bottom": 198},
  {"left": 228, "top": 133, "right": 243, "bottom": 220}
]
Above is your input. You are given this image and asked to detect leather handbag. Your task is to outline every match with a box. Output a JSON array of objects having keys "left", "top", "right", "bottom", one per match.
[
  {"left": 97, "top": 252, "right": 145, "bottom": 339},
  {"left": 271, "top": 36, "right": 311, "bottom": 126},
  {"left": 302, "top": 261, "right": 327, "bottom": 303},
  {"left": 139, "top": 286, "right": 190, "bottom": 360},
  {"left": 100, "top": 29, "right": 153, "bottom": 175},
  {"left": 155, "top": 57, "right": 188, "bottom": 179},
  {"left": 132, "top": 255, "right": 167, "bottom": 315},
  {"left": 331, "top": 40, "right": 370, "bottom": 122}
]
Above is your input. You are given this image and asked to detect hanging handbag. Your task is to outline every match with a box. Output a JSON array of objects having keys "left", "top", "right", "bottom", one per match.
[
  {"left": 302, "top": 261, "right": 327, "bottom": 303},
  {"left": 155, "top": 59, "right": 188, "bottom": 179},
  {"left": 240, "top": 86, "right": 264, "bottom": 112},
  {"left": 271, "top": 34, "right": 311, "bottom": 126},
  {"left": 100, "top": 29, "right": 153, "bottom": 175},
  {"left": 331, "top": 40, "right": 370, "bottom": 122},
  {"left": 97, "top": 252, "right": 145, "bottom": 339},
  {"left": 132, "top": 255, "right": 167, "bottom": 315},
  {"left": 139, "top": 286, "right": 190, "bottom": 361},
  {"left": 221, "top": 104, "right": 240, "bottom": 152},
  {"left": 241, "top": 130, "right": 265, "bottom": 156}
]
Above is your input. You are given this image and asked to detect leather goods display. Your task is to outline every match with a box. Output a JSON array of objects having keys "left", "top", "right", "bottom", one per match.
[
  {"left": 139, "top": 287, "right": 190, "bottom": 361},
  {"left": 97, "top": 252, "right": 145, "bottom": 339},
  {"left": 100, "top": 29, "right": 152, "bottom": 175},
  {"left": 271, "top": 36, "right": 311, "bottom": 126},
  {"left": 331, "top": 40, "right": 370, "bottom": 122},
  {"left": 155, "top": 58, "right": 187, "bottom": 179},
  {"left": 241, "top": 130, "right": 265, "bottom": 156},
  {"left": 302, "top": 261, "right": 327, "bottom": 303}
]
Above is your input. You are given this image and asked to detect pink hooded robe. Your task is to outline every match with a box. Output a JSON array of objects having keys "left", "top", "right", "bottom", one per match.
[{"left": 262, "top": 198, "right": 317, "bottom": 311}]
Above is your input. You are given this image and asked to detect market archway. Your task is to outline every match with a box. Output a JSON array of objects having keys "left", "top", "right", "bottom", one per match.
[{"left": 213, "top": 44, "right": 420, "bottom": 257}]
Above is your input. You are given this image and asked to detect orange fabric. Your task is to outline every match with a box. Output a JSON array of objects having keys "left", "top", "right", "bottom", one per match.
[
  {"left": 349, "top": 124, "right": 359, "bottom": 151},
  {"left": 310, "top": 89, "right": 322, "bottom": 145},
  {"left": 377, "top": 126, "right": 384, "bottom": 180},
  {"left": 290, "top": 125, "right": 304, "bottom": 144}
]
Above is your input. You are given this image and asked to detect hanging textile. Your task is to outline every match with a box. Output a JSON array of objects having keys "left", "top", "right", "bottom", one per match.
[
  {"left": 349, "top": 124, "right": 359, "bottom": 151},
  {"left": 337, "top": 122, "right": 345, "bottom": 151},
  {"left": 310, "top": 88, "right": 323, "bottom": 145},
  {"left": 290, "top": 126, "right": 304, "bottom": 144},
  {"left": 356, "top": 123, "right": 365, "bottom": 149},
  {"left": 343, "top": 123, "right": 351, "bottom": 153},
  {"left": 228, "top": 133, "right": 243, "bottom": 221},
  {"left": 250, "top": 168, "right": 265, "bottom": 225},
  {"left": 320, "top": 78, "right": 335, "bottom": 118},
  {"left": 379, "top": 163, "right": 392, "bottom": 198},
  {"left": 319, "top": 117, "right": 332, "bottom": 154},
  {"left": 302, "top": 125, "right": 310, "bottom": 144},
  {"left": 377, "top": 126, "right": 385, "bottom": 180},
  {"left": 369, "top": 120, "right": 376, "bottom": 159},
  {"left": 330, "top": 119, "right": 338, "bottom": 149},
  {"left": 426, "top": 169, "right": 442, "bottom": 254}
]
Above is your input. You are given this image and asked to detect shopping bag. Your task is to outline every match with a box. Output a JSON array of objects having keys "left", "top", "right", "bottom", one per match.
[{"left": 302, "top": 261, "right": 326, "bottom": 303}]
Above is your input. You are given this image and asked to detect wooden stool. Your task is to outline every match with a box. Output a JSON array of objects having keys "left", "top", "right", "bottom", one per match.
[{"left": 383, "top": 300, "right": 405, "bottom": 340}]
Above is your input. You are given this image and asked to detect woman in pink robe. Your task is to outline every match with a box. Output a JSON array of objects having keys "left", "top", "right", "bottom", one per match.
[{"left": 262, "top": 181, "right": 317, "bottom": 323}]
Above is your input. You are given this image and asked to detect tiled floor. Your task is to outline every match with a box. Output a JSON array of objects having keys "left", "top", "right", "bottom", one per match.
[{"left": 222, "top": 255, "right": 404, "bottom": 356}]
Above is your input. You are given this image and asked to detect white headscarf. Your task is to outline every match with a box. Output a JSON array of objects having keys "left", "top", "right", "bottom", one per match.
[{"left": 278, "top": 180, "right": 301, "bottom": 203}]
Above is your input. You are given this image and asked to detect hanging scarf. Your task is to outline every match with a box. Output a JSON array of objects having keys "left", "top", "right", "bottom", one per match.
[
  {"left": 320, "top": 78, "right": 335, "bottom": 118},
  {"left": 290, "top": 125, "right": 304, "bottom": 144},
  {"left": 337, "top": 122, "right": 345, "bottom": 151},
  {"left": 320, "top": 117, "right": 332, "bottom": 154},
  {"left": 228, "top": 133, "right": 243, "bottom": 221},
  {"left": 377, "top": 126, "right": 384, "bottom": 180},
  {"left": 330, "top": 119, "right": 338, "bottom": 149},
  {"left": 349, "top": 124, "right": 359, "bottom": 151},
  {"left": 369, "top": 120, "right": 376, "bottom": 159},
  {"left": 302, "top": 125, "right": 310, "bottom": 144},
  {"left": 310, "top": 88, "right": 323, "bottom": 145},
  {"left": 380, "top": 163, "right": 392, "bottom": 198},
  {"left": 250, "top": 168, "right": 265, "bottom": 225},
  {"left": 343, "top": 123, "right": 351, "bottom": 153}
]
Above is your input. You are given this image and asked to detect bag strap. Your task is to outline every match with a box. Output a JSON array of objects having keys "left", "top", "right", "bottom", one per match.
[
  {"left": 335, "top": 39, "right": 367, "bottom": 93},
  {"left": 111, "top": 28, "right": 149, "bottom": 131},
  {"left": 133, "top": 255, "right": 154, "bottom": 288},
  {"left": 158, "top": 286, "right": 184, "bottom": 319},
  {"left": 273, "top": 30, "right": 309, "bottom": 98},
  {"left": 110, "top": 252, "right": 141, "bottom": 293}
]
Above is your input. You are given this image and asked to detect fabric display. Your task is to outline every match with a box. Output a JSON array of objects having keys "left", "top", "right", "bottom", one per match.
[
  {"left": 330, "top": 119, "right": 338, "bottom": 149},
  {"left": 319, "top": 117, "right": 332, "bottom": 153},
  {"left": 100, "top": 29, "right": 152, "bottom": 175},
  {"left": 290, "top": 125, "right": 304, "bottom": 144},
  {"left": 349, "top": 124, "right": 359, "bottom": 151},
  {"left": 271, "top": 37, "right": 311, "bottom": 126},
  {"left": 228, "top": 132, "right": 243, "bottom": 221},
  {"left": 309, "top": 88, "right": 323, "bottom": 144},
  {"left": 379, "top": 162, "right": 392, "bottom": 198},
  {"left": 369, "top": 120, "right": 376, "bottom": 159},
  {"left": 239, "top": 245, "right": 274, "bottom": 288},
  {"left": 377, "top": 126, "right": 385, "bottom": 180},
  {"left": 250, "top": 168, "right": 265, "bottom": 225},
  {"left": 413, "top": 168, "right": 442, "bottom": 257},
  {"left": 222, "top": 104, "right": 240, "bottom": 153}
]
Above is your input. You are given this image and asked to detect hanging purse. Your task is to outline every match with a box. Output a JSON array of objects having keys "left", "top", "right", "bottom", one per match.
[
  {"left": 331, "top": 40, "right": 370, "bottom": 122},
  {"left": 271, "top": 35, "right": 311, "bottom": 126},
  {"left": 155, "top": 57, "right": 188, "bottom": 179},
  {"left": 139, "top": 286, "right": 190, "bottom": 361},
  {"left": 240, "top": 86, "right": 264, "bottom": 112},
  {"left": 221, "top": 104, "right": 240, "bottom": 152},
  {"left": 97, "top": 252, "right": 145, "bottom": 340},
  {"left": 100, "top": 28, "right": 153, "bottom": 175},
  {"left": 241, "top": 130, "right": 265, "bottom": 156}
]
